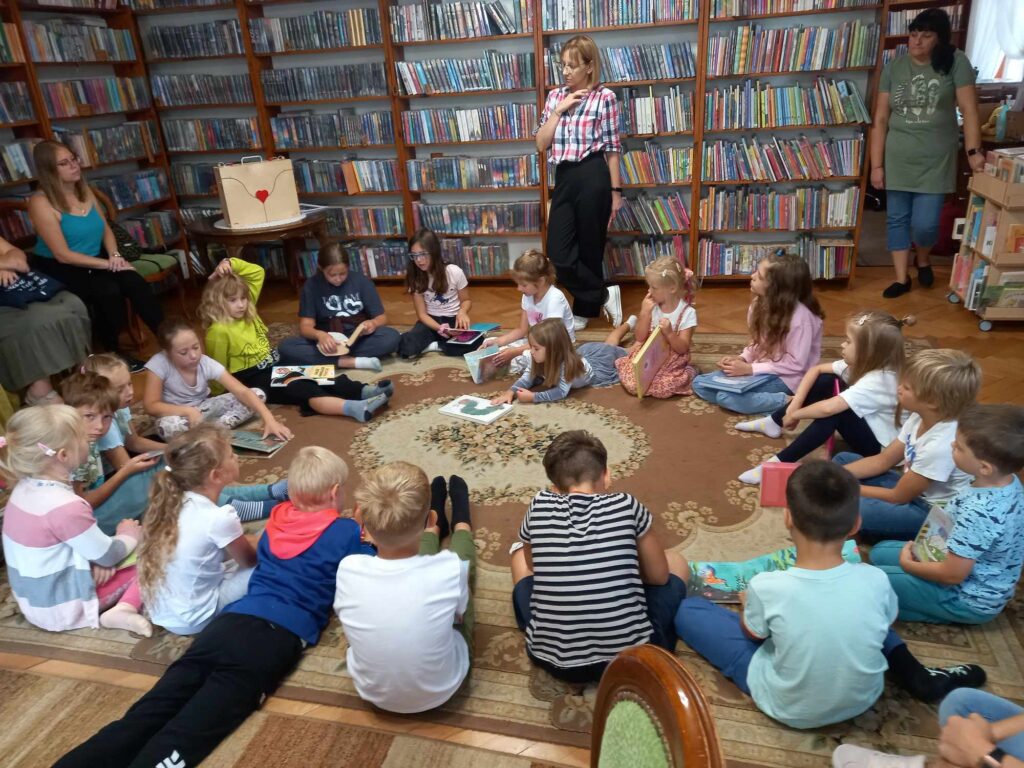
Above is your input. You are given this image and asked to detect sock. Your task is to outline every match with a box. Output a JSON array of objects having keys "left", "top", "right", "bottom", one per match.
[
  {"left": 431, "top": 476, "right": 449, "bottom": 541},
  {"left": 448, "top": 474, "right": 472, "bottom": 529},
  {"left": 267, "top": 479, "right": 289, "bottom": 501},
  {"left": 99, "top": 604, "right": 153, "bottom": 637},
  {"left": 361, "top": 379, "right": 394, "bottom": 400},
  {"left": 230, "top": 498, "right": 277, "bottom": 522},
  {"left": 424, "top": 341, "right": 441, "bottom": 353},
  {"left": 735, "top": 415, "right": 783, "bottom": 438},
  {"left": 341, "top": 393, "right": 388, "bottom": 423},
  {"left": 738, "top": 465, "right": 763, "bottom": 485},
  {"left": 626, "top": 315, "right": 637, "bottom": 331},
  {"left": 885, "top": 643, "right": 987, "bottom": 703},
  {"left": 354, "top": 356, "right": 382, "bottom": 372}
]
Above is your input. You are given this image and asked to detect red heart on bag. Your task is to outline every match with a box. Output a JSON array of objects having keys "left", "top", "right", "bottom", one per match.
[{"left": 255, "top": 189, "right": 270, "bottom": 203}]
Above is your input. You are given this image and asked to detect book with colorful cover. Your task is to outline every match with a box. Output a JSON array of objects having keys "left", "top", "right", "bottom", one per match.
[
  {"left": 230, "top": 429, "right": 287, "bottom": 457},
  {"left": 439, "top": 394, "right": 512, "bottom": 425},
  {"left": 759, "top": 461, "right": 800, "bottom": 508},
  {"left": 269, "top": 365, "right": 336, "bottom": 387},
  {"left": 911, "top": 505, "right": 953, "bottom": 562},
  {"left": 631, "top": 324, "right": 671, "bottom": 399},
  {"left": 444, "top": 328, "right": 485, "bottom": 346},
  {"left": 464, "top": 346, "right": 508, "bottom": 384}
]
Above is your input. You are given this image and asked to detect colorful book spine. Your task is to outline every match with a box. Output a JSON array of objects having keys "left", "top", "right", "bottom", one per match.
[
  {"left": 396, "top": 51, "right": 535, "bottom": 96},
  {"left": 405, "top": 154, "right": 540, "bottom": 191},
  {"left": 611, "top": 192, "right": 691, "bottom": 234},
  {"left": 120, "top": 210, "right": 181, "bottom": 249},
  {"left": 161, "top": 117, "right": 260, "bottom": 152},
  {"left": 270, "top": 110, "right": 394, "bottom": 149},
  {"left": 145, "top": 20, "right": 244, "bottom": 59},
  {"left": 261, "top": 63, "right": 388, "bottom": 103},
  {"left": 621, "top": 143, "right": 693, "bottom": 184},
  {"left": 0, "top": 208, "right": 33, "bottom": 242},
  {"left": 248, "top": 8, "right": 383, "bottom": 53},
  {"left": 171, "top": 163, "right": 216, "bottom": 196},
  {"left": 23, "top": 19, "right": 135, "bottom": 63},
  {"left": 54, "top": 120, "right": 161, "bottom": 166},
  {"left": 604, "top": 234, "right": 688, "bottom": 277},
  {"left": 92, "top": 169, "right": 170, "bottom": 210},
  {"left": 439, "top": 239, "right": 511, "bottom": 277},
  {"left": 696, "top": 235, "right": 853, "bottom": 278},
  {"left": 701, "top": 134, "right": 863, "bottom": 182},
  {"left": 322, "top": 242, "right": 409, "bottom": 279},
  {"left": 542, "top": 0, "right": 698, "bottom": 30},
  {"left": 0, "top": 83, "right": 35, "bottom": 124},
  {"left": 0, "top": 139, "right": 39, "bottom": 184},
  {"left": 402, "top": 103, "right": 537, "bottom": 144},
  {"left": 40, "top": 76, "right": 151, "bottom": 119},
  {"left": 698, "top": 184, "right": 860, "bottom": 230},
  {"left": 707, "top": 19, "right": 878, "bottom": 75},
  {"left": 703, "top": 77, "right": 869, "bottom": 130},
  {"left": 390, "top": 1, "right": 529, "bottom": 43},
  {"left": 293, "top": 158, "right": 399, "bottom": 195},
  {"left": 619, "top": 85, "right": 694, "bottom": 135},
  {"left": 710, "top": 0, "right": 876, "bottom": 16},
  {"left": 412, "top": 201, "right": 541, "bottom": 234},
  {"left": 546, "top": 41, "right": 697, "bottom": 85},
  {"left": 150, "top": 73, "right": 253, "bottom": 107},
  {"left": 327, "top": 205, "right": 405, "bottom": 237},
  {"left": 888, "top": 4, "right": 962, "bottom": 35}
]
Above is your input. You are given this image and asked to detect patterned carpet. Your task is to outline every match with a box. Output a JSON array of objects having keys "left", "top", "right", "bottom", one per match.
[{"left": 1, "top": 330, "right": 1021, "bottom": 767}]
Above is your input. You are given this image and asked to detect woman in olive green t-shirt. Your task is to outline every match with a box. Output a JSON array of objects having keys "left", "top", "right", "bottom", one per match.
[{"left": 870, "top": 8, "right": 983, "bottom": 299}]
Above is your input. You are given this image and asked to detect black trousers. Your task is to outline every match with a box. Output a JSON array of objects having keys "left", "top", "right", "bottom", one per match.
[
  {"left": 546, "top": 152, "right": 612, "bottom": 318},
  {"left": 53, "top": 613, "right": 304, "bottom": 768},
  {"left": 31, "top": 255, "right": 163, "bottom": 353},
  {"left": 398, "top": 313, "right": 485, "bottom": 358},
  {"left": 772, "top": 373, "right": 884, "bottom": 463},
  {"left": 235, "top": 362, "right": 365, "bottom": 415}
]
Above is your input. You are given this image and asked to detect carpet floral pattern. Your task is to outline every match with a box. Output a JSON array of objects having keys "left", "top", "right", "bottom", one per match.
[{"left": 2, "top": 331, "right": 1018, "bottom": 768}]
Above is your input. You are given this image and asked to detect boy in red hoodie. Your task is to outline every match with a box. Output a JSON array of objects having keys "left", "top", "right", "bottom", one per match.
[{"left": 55, "top": 446, "right": 371, "bottom": 768}]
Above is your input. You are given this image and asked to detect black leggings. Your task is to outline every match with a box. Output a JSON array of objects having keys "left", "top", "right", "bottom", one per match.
[
  {"left": 31, "top": 255, "right": 163, "bottom": 353},
  {"left": 398, "top": 313, "right": 484, "bottom": 358},
  {"left": 235, "top": 362, "right": 364, "bottom": 415},
  {"left": 772, "top": 373, "right": 883, "bottom": 463}
]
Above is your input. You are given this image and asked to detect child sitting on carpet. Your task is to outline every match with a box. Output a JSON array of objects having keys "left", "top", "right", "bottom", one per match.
[
  {"left": 334, "top": 467, "right": 475, "bottom": 713},
  {"left": 0, "top": 404, "right": 151, "bottom": 636},
  {"left": 82, "top": 353, "right": 165, "bottom": 461},
  {"left": 833, "top": 349, "right": 980, "bottom": 541},
  {"left": 139, "top": 424, "right": 257, "bottom": 636},
  {"left": 511, "top": 430, "right": 688, "bottom": 683},
  {"left": 868, "top": 403, "right": 1024, "bottom": 625},
  {"left": 54, "top": 446, "right": 374, "bottom": 768}
]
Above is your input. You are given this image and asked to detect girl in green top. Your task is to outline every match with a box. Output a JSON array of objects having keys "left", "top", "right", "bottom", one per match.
[
  {"left": 870, "top": 8, "right": 983, "bottom": 298},
  {"left": 199, "top": 258, "right": 393, "bottom": 423}
]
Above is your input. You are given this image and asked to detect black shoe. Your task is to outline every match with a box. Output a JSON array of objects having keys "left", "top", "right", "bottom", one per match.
[
  {"left": 912, "top": 663, "right": 987, "bottom": 704},
  {"left": 882, "top": 279, "right": 911, "bottom": 298},
  {"left": 917, "top": 265, "right": 934, "bottom": 288}
]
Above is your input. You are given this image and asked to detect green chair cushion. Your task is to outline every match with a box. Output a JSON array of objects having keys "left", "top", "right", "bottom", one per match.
[
  {"left": 598, "top": 699, "right": 671, "bottom": 768},
  {"left": 132, "top": 252, "right": 179, "bottom": 278}
]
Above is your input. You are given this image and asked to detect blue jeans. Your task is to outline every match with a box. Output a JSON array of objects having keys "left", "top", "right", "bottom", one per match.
[
  {"left": 886, "top": 190, "right": 945, "bottom": 252},
  {"left": 674, "top": 596, "right": 759, "bottom": 694},
  {"left": 832, "top": 452, "right": 930, "bottom": 541},
  {"left": 870, "top": 541, "right": 996, "bottom": 624},
  {"left": 277, "top": 327, "right": 400, "bottom": 365},
  {"left": 939, "top": 689, "right": 1024, "bottom": 759},
  {"left": 691, "top": 372, "right": 791, "bottom": 414}
]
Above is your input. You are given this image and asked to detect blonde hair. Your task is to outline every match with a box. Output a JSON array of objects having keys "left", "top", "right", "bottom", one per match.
[
  {"left": 81, "top": 353, "right": 129, "bottom": 378},
  {"left": 0, "top": 405, "right": 86, "bottom": 482},
  {"left": 845, "top": 311, "right": 915, "bottom": 385},
  {"left": 33, "top": 140, "right": 89, "bottom": 213},
  {"left": 288, "top": 446, "right": 348, "bottom": 508},
  {"left": 60, "top": 371, "right": 119, "bottom": 413},
  {"left": 901, "top": 349, "right": 981, "bottom": 420},
  {"left": 138, "top": 424, "right": 231, "bottom": 602},
  {"left": 528, "top": 318, "right": 585, "bottom": 389},
  {"left": 645, "top": 256, "right": 694, "bottom": 305},
  {"left": 198, "top": 271, "right": 262, "bottom": 330},
  {"left": 561, "top": 35, "right": 601, "bottom": 88},
  {"left": 510, "top": 249, "right": 556, "bottom": 284},
  {"left": 355, "top": 461, "right": 429, "bottom": 547}
]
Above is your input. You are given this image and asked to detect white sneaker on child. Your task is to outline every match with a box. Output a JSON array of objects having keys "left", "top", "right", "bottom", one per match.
[
  {"left": 602, "top": 285, "right": 623, "bottom": 327},
  {"left": 735, "top": 415, "right": 783, "bottom": 438},
  {"left": 573, "top": 315, "right": 589, "bottom": 331},
  {"left": 832, "top": 744, "right": 925, "bottom": 768},
  {"left": 626, "top": 314, "right": 638, "bottom": 331}
]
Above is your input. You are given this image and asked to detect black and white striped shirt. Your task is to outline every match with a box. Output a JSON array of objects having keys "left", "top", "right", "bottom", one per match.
[{"left": 520, "top": 490, "right": 653, "bottom": 669}]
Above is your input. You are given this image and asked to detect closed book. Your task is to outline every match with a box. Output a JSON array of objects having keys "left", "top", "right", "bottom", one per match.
[{"left": 759, "top": 461, "right": 800, "bottom": 508}]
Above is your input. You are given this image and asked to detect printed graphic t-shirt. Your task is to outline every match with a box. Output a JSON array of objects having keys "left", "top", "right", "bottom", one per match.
[{"left": 299, "top": 271, "right": 386, "bottom": 335}]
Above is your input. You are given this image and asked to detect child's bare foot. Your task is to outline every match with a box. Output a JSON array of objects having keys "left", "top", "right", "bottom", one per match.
[{"left": 100, "top": 604, "right": 153, "bottom": 637}]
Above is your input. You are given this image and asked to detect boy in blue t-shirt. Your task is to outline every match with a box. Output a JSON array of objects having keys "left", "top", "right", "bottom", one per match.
[{"left": 870, "top": 404, "right": 1024, "bottom": 624}]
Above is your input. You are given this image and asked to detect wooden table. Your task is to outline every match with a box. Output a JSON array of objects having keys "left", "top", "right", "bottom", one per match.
[{"left": 185, "top": 211, "right": 331, "bottom": 290}]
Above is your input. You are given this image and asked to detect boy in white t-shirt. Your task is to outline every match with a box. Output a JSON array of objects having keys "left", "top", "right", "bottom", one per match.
[
  {"left": 834, "top": 349, "right": 981, "bottom": 541},
  {"left": 334, "top": 466, "right": 474, "bottom": 714}
]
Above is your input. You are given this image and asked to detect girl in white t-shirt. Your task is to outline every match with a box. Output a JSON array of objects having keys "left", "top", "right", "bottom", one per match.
[
  {"left": 737, "top": 311, "right": 915, "bottom": 485},
  {"left": 398, "top": 228, "right": 481, "bottom": 358},
  {"left": 139, "top": 423, "right": 258, "bottom": 635},
  {"left": 481, "top": 250, "right": 575, "bottom": 375}
]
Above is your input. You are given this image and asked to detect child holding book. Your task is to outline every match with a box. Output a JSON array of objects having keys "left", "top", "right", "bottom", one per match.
[
  {"left": 54, "top": 446, "right": 374, "bottom": 768},
  {"left": 144, "top": 318, "right": 293, "bottom": 442},
  {"left": 737, "top": 311, "right": 913, "bottom": 485},
  {"left": 1, "top": 404, "right": 151, "bottom": 636},
  {"left": 511, "top": 430, "right": 688, "bottom": 682},
  {"left": 398, "top": 227, "right": 483, "bottom": 359},
  {"left": 200, "top": 257, "right": 391, "bottom": 423},
  {"left": 334, "top": 468, "right": 475, "bottom": 713},
  {"left": 691, "top": 253, "right": 824, "bottom": 414},
  {"left": 868, "top": 404, "right": 1024, "bottom": 625},
  {"left": 490, "top": 318, "right": 622, "bottom": 405},
  {"left": 834, "top": 349, "right": 981, "bottom": 541},
  {"left": 139, "top": 424, "right": 258, "bottom": 636}
]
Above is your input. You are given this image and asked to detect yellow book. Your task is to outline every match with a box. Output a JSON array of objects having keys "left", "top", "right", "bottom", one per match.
[{"left": 632, "top": 325, "right": 671, "bottom": 400}]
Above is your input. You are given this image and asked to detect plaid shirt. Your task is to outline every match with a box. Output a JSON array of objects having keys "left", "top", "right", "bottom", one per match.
[{"left": 538, "top": 86, "right": 621, "bottom": 166}]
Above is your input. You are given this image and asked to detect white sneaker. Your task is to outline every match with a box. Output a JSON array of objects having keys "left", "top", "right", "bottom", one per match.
[
  {"left": 832, "top": 744, "right": 925, "bottom": 768},
  {"left": 509, "top": 541, "right": 524, "bottom": 556},
  {"left": 602, "top": 285, "right": 623, "bottom": 327},
  {"left": 573, "top": 315, "right": 589, "bottom": 331},
  {"left": 626, "top": 314, "right": 637, "bottom": 331},
  {"left": 738, "top": 465, "right": 763, "bottom": 485},
  {"left": 424, "top": 341, "right": 441, "bottom": 353}
]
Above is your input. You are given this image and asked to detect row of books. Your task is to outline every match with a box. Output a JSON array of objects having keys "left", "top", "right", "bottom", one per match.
[
  {"left": 121, "top": 210, "right": 181, "bottom": 249},
  {"left": 54, "top": 120, "right": 161, "bottom": 166},
  {"left": 882, "top": 44, "right": 907, "bottom": 67},
  {"left": 710, "top": 0, "right": 876, "bottom": 16},
  {"left": 0, "top": 83, "right": 35, "bottom": 124},
  {"left": 171, "top": 163, "right": 214, "bottom": 196},
  {"left": 412, "top": 200, "right": 541, "bottom": 234},
  {"left": 406, "top": 154, "right": 540, "bottom": 191},
  {"left": 0, "top": 140, "right": 38, "bottom": 184},
  {"left": 151, "top": 73, "right": 253, "bottom": 107},
  {"left": 22, "top": 18, "right": 135, "bottom": 64},
  {"left": 695, "top": 236, "right": 852, "bottom": 278},
  {"left": 0, "top": 23, "right": 25, "bottom": 64},
  {"left": 707, "top": 20, "right": 879, "bottom": 76},
  {"left": 620, "top": 85, "right": 694, "bottom": 135},
  {"left": 545, "top": 41, "right": 696, "bottom": 85},
  {"left": 704, "top": 77, "right": 870, "bottom": 131},
  {"left": 93, "top": 168, "right": 169, "bottom": 210},
  {"left": 270, "top": 110, "right": 394, "bottom": 149},
  {"left": 330, "top": 205, "right": 404, "bottom": 237},
  {"left": 984, "top": 147, "right": 1024, "bottom": 185},
  {"left": 0, "top": 207, "right": 32, "bottom": 242},
  {"left": 162, "top": 117, "right": 260, "bottom": 152},
  {"left": 261, "top": 63, "right": 388, "bottom": 104},
  {"left": 389, "top": 1, "right": 532, "bottom": 43},
  {"left": 621, "top": 142, "right": 693, "bottom": 185},
  {"left": 700, "top": 134, "right": 863, "bottom": 181},
  {"left": 611, "top": 192, "right": 691, "bottom": 234},
  {"left": 144, "top": 20, "right": 244, "bottom": 59},
  {"left": 887, "top": 4, "right": 962, "bottom": 35},
  {"left": 401, "top": 103, "right": 537, "bottom": 144},
  {"left": 396, "top": 50, "right": 535, "bottom": 96},
  {"left": 248, "top": 9, "right": 383, "bottom": 54},
  {"left": 328, "top": 242, "right": 406, "bottom": 279},
  {"left": 40, "top": 76, "right": 150, "bottom": 119},
  {"left": 698, "top": 184, "right": 860, "bottom": 230},
  {"left": 246, "top": 244, "right": 291, "bottom": 280},
  {"left": 441, "top": 239, "right": 513, "bottom": 277},
  {"left": 294, "top": 158, "right": 399, "bottom": 195},
  {"left": 541, "top": 0, "right": 697, "bottom": 30},
  {"left": 604, "top": 234, "right": 687, "bottom": 278}
]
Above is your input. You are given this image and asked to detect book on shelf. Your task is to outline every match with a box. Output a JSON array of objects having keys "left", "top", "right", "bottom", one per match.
[
  {"left": 151, "top": 73, "right": 253, "bottom": 107},
  {"left": 270, "top": 110, "right": 394, "bottom": 149},
  {"left": 248, "top": 8, "right": 383, "bottom": 54},
  {"left": 882, "top": 44, "right": 907, "bottom": 67},
  {"left": 911, "top": 505, "right": 953, "bottom": 562},
  {"left": 144, "top": 20, "right": 244, "bottom": 59},
  {"left": 710, "top": 0, "right": 878, "bottom": 16},
  {"left": 698, "top": 184, "right": 860, "bottom": 230},
  {"left": 171, "top": 163, "right": 215, "bottom": 196},
  {"left": 412, "top": 201, "right": 541, "bottom": 235},
  {"left": 120, "top": 210, "right": 181, "bottom": 249},
  {"left": 161, "top": 117, "right": 260, "bottom": 152},
  {"left": 542, "top": 0, "right": 697, "bottom": 30},
  {"left": 401, "top": 103, "right": 537, "bottom": 144},
  {"left": 293, "top": 158, "right": 399, "bottom": 196},
  {"left": 130, "top": 0, "right": 230, "bottom": 8},
  {"left": 965, "top": 263, "right": 988, "bottom": 311},
  {"left": 696, "top": 235, "right": 853, "bottom": 279},
  {"left": 0, "top": 206, "right": 33, "bottom": 242},
  {"left": 40, "top": 76, "right": 151, "bottom": 119},
  {"left": 261, "top": 63, "right": 388, "bottom": 104},
  {"left": 604, "top": 234, "right": 688, "bottom": 278},
  {"left": 620, "top": 85, "right": 694, "bottom": 135},
  {"left": 621, "top": 142, "right": 692, "bottom": 185},
  {"left": 327, "top": 205, "right": 405, "bottom": 238},
  {"left": 701, "top": 134, "right": 863, "bottom": 182},
  {"left": 320, "top": 241, "right": 407, "bottom": 279},
  {"left": 441, "top": 238, "right": 511, "bottom": 276},
  {"left": 390, "top": 0, "right": 533, "bottom": 43},
  {"left": 55, "top": 120, "right": 160, "bottom": 167},
  {"left": 22, "top": 18, "right": 135, "bottom": 64},
  {"left": 888, "top": 4, "right": 962, "bottom": 35},
  {"left": 545, "top": 41, "right": 697, "bottom": 85},
  {"left": 610, "top": 192, "right": 691, "bottom": 235},
  {"left": 0, "top": 22, "right": 26, "bottom": 64},
  {"left": 980, "top": 274, "right": 1024, "bottom": 309},
  {"left": 0, "top": 83, "right": 36, "bottom": 124},
  {"left": 406, "top": 154, "right": 539, "bottom": 191},
  {"left": 0, "top": 140, "right": 39, "bottom": 185},
  {"left": 439, "top": 394, "right": 512, "bottom": 425},
  {"left": 704, "top": 77, "right": 870, "bottom": 131},
  {"left": 987, "top": 148, "right": 1024, "bottom": 184},
  {"left": 396, "top": 50, "right": 535, "bottom": 96},
  {"left": 92, "top": 168, "right": 170, "bottom": 210}
]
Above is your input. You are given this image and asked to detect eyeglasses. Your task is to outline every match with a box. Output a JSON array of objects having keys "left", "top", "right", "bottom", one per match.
[
  {"left": 561, "top": 62, "right": 585, "bottom": 72},
  {"left": 408, "top": 250, "right": 430, "bottom": 261},
  {"left": 56, "top": 156, "right": 81, "bottom": 168}
]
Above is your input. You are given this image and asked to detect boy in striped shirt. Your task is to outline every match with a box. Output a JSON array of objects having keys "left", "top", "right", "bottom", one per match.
[{"left": 510, "top": 430, "right": 688, "bottom": 683}]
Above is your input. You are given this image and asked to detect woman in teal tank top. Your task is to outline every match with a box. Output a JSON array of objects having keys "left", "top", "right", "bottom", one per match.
[{"left": 29, "top": 140, "right": 163, "bottom": 366}]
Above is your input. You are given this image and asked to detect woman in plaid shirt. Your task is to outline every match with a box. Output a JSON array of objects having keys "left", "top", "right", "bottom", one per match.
[{"left": 536, "top": 35, "right": 624, "bottom": 332}]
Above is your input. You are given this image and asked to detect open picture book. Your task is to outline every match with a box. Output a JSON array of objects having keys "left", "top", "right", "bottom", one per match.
[
  {"left": 230, "top": 429, "right": 287, "bottom": 457},
  {"left": 439, "top": 395, "right": 513, "bottom": 425},
  {"left": 911, "top": 505, "right": 953, "bottom": 562}
]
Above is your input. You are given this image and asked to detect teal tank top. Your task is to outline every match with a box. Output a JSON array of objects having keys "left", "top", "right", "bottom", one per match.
[{"left": 34, "top": 204, "right": 105, "bottom": 260}]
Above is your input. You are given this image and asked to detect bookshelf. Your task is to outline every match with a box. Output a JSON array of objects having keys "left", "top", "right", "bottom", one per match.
[{"left": 880, "top": 0, "right": 970, "bottom": 67}]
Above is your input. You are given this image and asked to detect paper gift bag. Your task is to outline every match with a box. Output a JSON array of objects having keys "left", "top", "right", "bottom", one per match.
[{"left": 214, "top": 156, "right": 300, "bottom": 228}]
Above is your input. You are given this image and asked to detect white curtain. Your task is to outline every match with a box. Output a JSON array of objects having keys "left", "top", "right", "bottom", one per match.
[{"left": 967, "top": 0, "right": 1024, "bottom": 80}]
